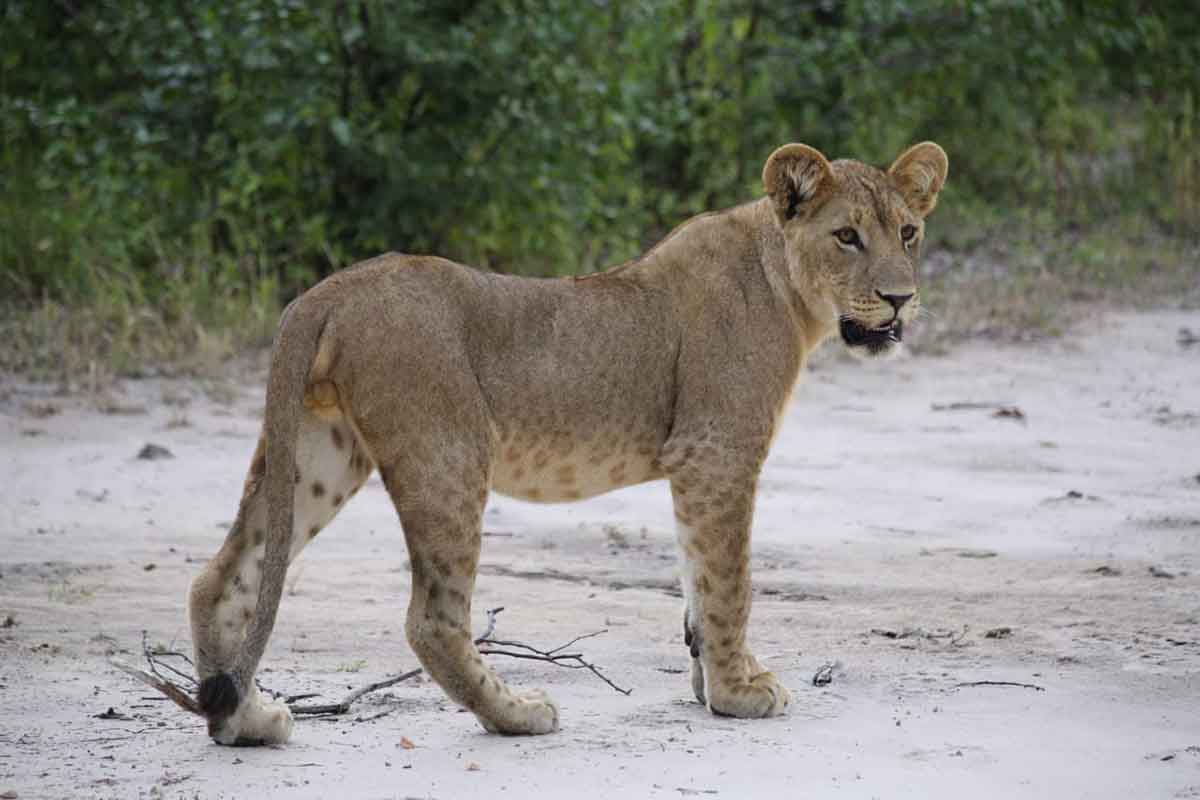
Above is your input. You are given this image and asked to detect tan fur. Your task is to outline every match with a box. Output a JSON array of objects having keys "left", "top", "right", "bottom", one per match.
[{"left": 188, "top": 142, "right": 948, "bottom": 744}]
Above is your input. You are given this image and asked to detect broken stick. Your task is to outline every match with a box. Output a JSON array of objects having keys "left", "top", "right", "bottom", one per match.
[
  {"left": 114, "top": 606, "right": 630, "bottom": 719},
  {"left": 953, "top": 680, "right": 1045, "bottom": 692},
  {"left": 110, "top": 660, "right": 202, "bottom": 715}
]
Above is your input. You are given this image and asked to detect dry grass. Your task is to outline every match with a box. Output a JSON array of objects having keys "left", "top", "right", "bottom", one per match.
[
  {"left": 911, "top": 222, "right": 1199, "bottom": 354},
  {"left": 0, "top": 288, "right": 277, "bottom": 391},
  {"left": 1, "top": 222, "right": 1195, "bottom": 386}
]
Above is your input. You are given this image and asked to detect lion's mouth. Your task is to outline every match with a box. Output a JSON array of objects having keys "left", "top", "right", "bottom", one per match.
[{"left": 839, "top": 316, "right": 903, "bottom": 354}]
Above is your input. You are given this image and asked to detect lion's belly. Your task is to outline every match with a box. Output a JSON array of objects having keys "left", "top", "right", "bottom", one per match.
[{"left": 490, "top": 426, "right": 664, "bottom": 503}]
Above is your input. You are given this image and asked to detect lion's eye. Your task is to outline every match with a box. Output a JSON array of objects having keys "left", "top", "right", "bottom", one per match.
[
  {"left": 833, "top": 227, "right": 862, "bottom": 249},
  {"left": 900, "top": 224, "right": 917, "bottom": 243}
]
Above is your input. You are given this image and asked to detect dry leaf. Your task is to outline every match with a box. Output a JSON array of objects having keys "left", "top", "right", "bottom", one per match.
[
  {"left": 465, "top": 761, "right": 481, "bottom": 771},
  {"left": 399, "top": 736, "right": 416, "bottom": 750}
]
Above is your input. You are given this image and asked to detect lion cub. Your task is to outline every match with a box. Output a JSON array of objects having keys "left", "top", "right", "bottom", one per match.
[{"left": 188, "top": 142, "right": 947, "bottom": 744}]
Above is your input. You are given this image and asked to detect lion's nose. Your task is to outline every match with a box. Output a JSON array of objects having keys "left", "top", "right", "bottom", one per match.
[{"left": 876, "top": 290, "right": 914, "bottom": 311}]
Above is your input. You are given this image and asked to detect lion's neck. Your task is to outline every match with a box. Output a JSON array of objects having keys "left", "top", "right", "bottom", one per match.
[{"left": 625, "top": 198, "right": 835, "bottom": 354}]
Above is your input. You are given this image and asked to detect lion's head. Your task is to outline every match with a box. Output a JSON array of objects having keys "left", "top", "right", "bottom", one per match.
[{"left": 762, "top": 141, "right": 948, "bottom": 358}]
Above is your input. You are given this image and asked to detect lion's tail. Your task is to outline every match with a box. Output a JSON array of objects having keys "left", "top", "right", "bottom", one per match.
[{"left": 197, "top": 299, "right": 328, "bottom": 720}]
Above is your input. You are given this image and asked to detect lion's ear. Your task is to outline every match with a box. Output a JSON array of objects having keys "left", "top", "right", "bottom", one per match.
[
  {"left": 762, "top": 144, "right": 833, "bottom": 226},
  {"left": 888, "top": 142, "right": 948, "bottom": 217}
]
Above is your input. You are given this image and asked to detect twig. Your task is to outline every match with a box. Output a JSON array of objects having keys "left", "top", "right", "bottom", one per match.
[
  {"left": 266, "top": 607, "right": 508, "bottom": 716},
  {"left": 282, "top": 692, "right": 321, "bottom": 704},
  {"left": 116, "top": 605, "right": 631, "bottom": 721},
  {"left": 355, "top": 706, "right": 404, "bottom": 723},
  {"left": 953, "top": 680, "right": 1045, "bottom": 691},
  {"left": 290, "top": 667, "right": 424, "bottom": 716},
  {"left": 477, "top": 605, "right": 504, "bottom": 642},
  {"left": 869, "top": 624, "right": 969, "bottom": 646},
  {"left": 931, "top": 401, "right": 1015, "bottom": 412},
  {"left": 110, "top": 660, "right": 203, "bottom": 715},
  {"left": 141, "top": 632, "right": 198, "bottom": 688},
  {"left": 477, "top": 627, "right": 632, "bottom": 696},
  {"left": 546, "top": 629, "right": 608, "bottom": 655}
]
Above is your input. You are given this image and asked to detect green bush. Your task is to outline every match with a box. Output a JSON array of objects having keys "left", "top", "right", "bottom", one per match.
[{"left": 1, "top": 0, "right": 1196, "bottom": 323}]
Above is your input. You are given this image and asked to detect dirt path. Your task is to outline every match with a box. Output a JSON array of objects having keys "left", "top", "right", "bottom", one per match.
[{"left": 2, "top": 310, "right": 1198, "bottom": 799}]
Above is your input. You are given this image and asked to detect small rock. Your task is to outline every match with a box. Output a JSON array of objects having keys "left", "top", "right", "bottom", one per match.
[
  {"left": 143, "top": 563, "right": 157, "bottom": 572},
  {"left": 812, "top": 663, "right": 835, "bottom": 687},
  {"left": 955, "top": 549, "right": 998, "bottom": 559},
  {"left": 1, "top": 615, "right": 15, "bottom": 628},
  {"left": 1048, "top": 490, "right": 1101, "bottom": 503},
  {"left": 984, "top": 626, "right": 1013, "bottom": 639},
  {"left": 1090, "top": 565, "right": 1121, "bottom": 577},
  {"left": 94, "top": 707, "right": 130, "bottom": 720},
  {"left": 137, "top": 443, "right": 174, "bottom": 461},
  {"left": 992, "top": 406, "right": 1026, "bottom": 422},
  {"left": 1149, "top": 565, "right": 1176, "bottom": 579}
]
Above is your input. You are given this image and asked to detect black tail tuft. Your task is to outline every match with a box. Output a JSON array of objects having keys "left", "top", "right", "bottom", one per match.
[{"left": 197, "top": 672, "right": 241, "bottom": 719}]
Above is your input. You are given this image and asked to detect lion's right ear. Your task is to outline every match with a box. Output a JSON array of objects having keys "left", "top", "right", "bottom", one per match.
[{"left": 762, "top": 144, "right": 834, "bottom": 227}]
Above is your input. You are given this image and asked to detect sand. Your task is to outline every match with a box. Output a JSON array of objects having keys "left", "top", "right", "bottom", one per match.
[{"left": 1, "top": 309, "right": 1198, "bottom": 799}]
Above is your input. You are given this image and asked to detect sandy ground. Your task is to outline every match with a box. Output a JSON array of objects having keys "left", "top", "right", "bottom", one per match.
[{"left": 1, "top": 309, "right": 1198, "bottom": 799}]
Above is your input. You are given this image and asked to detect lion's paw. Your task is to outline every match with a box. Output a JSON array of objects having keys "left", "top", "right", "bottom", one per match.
[
  {"left": 212, "top": 697, "right": 295, "bottom": 747},
  {"left": 480, "top": 688, "right": 560, "bottom": 735},
  {"left": 707, "top": 670, "right": 791, "bottom": 719}
]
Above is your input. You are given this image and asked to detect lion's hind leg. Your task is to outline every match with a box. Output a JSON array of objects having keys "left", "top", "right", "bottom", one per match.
[
  {"left": 188, "top": 410, "right": 374, "bottom": 744},
  {"left": 381, "top": 457, "right": 559, "bottom": 735}
]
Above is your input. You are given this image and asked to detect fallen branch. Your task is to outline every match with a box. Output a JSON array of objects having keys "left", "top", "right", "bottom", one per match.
[
  {"left": 953, "top": 680, "right": 1045, "bottom": 692},
  {"left": 930, "top": 401, "right": 1014, "bottom": 412},
  {"left": 289, "top": 667, "right": 424, "bottom": 716},
  {"left": 477, "top": 627, "right": 632, "bottom": 696},
  {"left": 110, "top": 660, "right": 202, "bottom": 715},
  {"left": 870, "top": 624, "right": 969, "bottom": 646},
  {"left": 114, "top": 605, "right": 630, "bottom": 720},
  {"left": 291, "top": 605, "right": 507, "bottom": 716},
  {"left": 140, "top": 631, "right": 198, "bottom": 689}
]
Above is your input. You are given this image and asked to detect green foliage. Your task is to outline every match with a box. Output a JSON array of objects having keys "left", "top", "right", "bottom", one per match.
[{"left": 2, "top": 0, "right": 1197, "bottom": 320}]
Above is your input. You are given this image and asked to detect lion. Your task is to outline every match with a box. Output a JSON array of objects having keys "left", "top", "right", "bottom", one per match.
[{"left": 187, "top": 141, "right": 948, "bottom": 745}]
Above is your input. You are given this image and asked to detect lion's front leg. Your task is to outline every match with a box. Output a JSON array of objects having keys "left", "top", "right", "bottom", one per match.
[{"left": 671, "top": 468, "right": 791, "bottom": 719}]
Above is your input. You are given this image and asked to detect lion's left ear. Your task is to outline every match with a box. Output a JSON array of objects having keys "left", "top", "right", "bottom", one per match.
[{"left": 888, "top": 142, "right": 949, "bottom": 217}]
